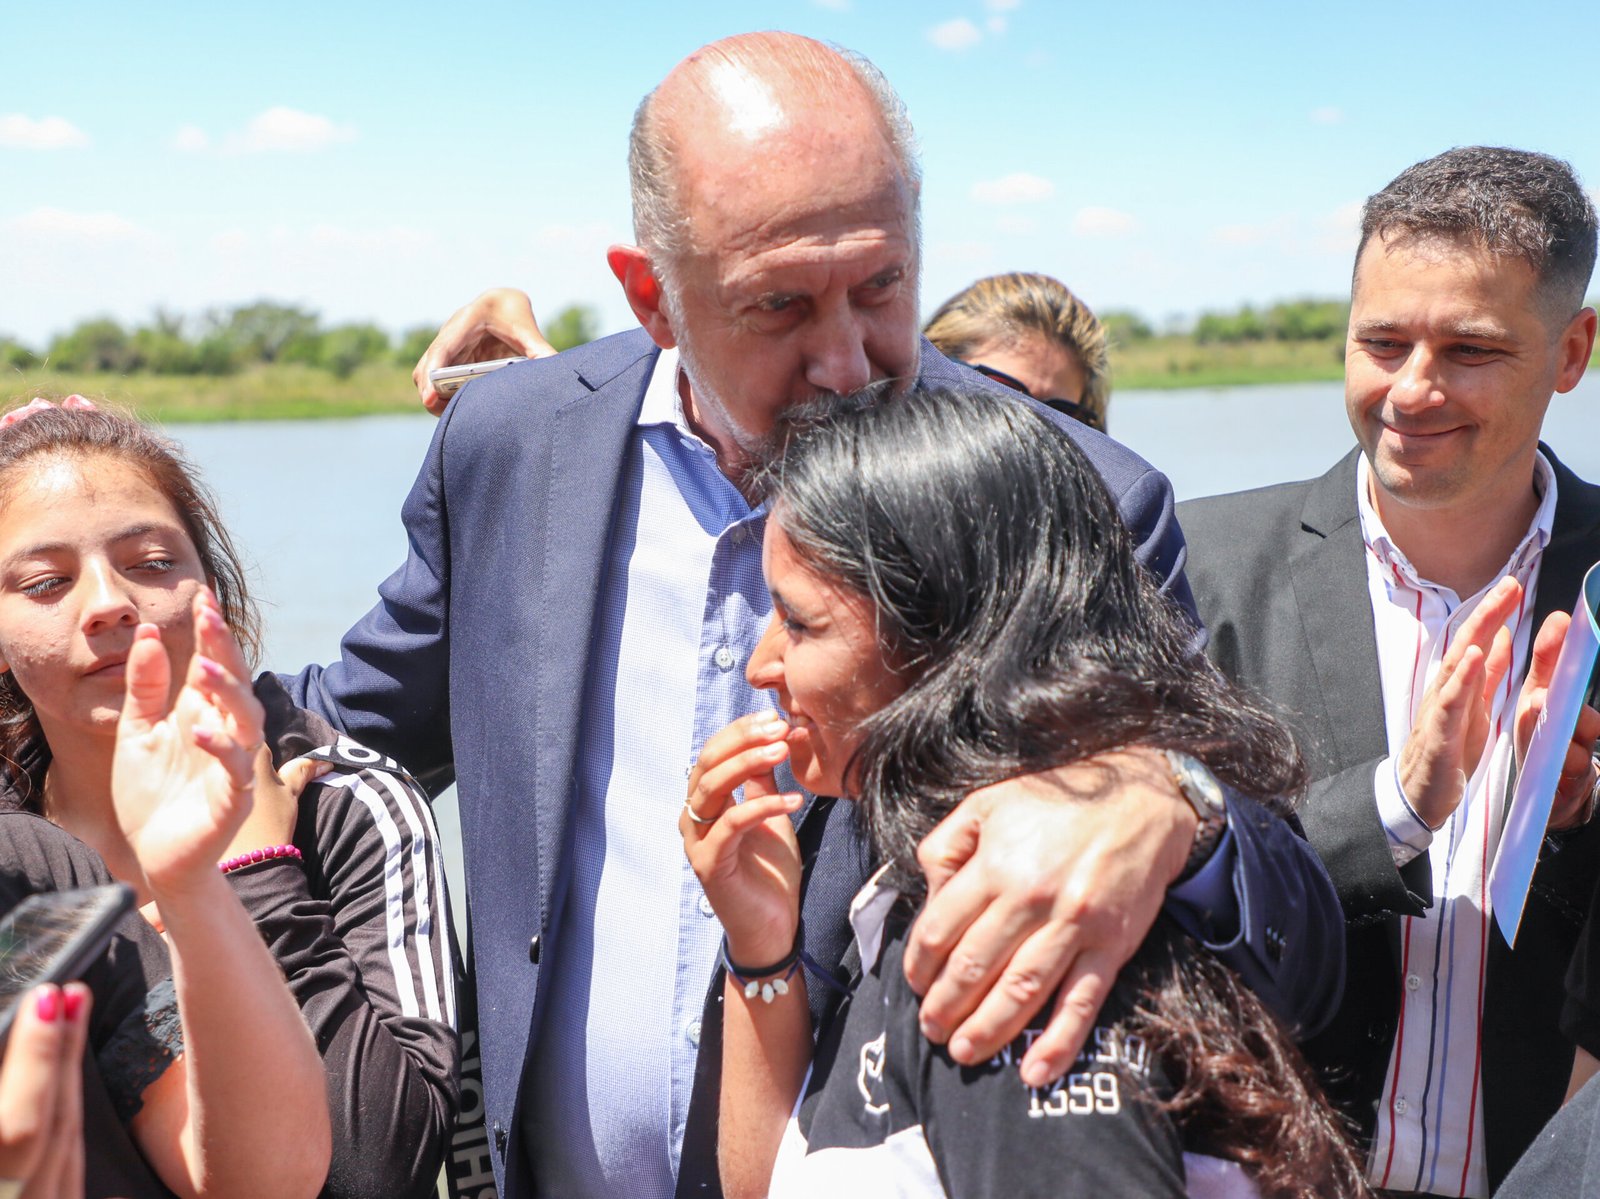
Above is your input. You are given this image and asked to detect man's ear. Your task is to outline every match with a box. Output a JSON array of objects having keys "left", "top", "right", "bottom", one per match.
[
  {"left": 1555, "top": 306, "right": 1598, "bottom": 393},
  {"left": 607, "top": 245, "right": 677, "bottom": 350}
]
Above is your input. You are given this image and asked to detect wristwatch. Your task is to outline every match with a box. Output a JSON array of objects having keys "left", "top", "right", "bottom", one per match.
[{"left": 1163, "top": 749, "right": 1229, "bottom": 883}]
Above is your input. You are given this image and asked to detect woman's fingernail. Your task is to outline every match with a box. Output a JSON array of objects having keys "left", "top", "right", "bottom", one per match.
[
  {"left": 36, "top": 987, "right": 60, "bottom": 1022},
  {"left": 920, "top": 1015, "right": 944, "bottom": 1042},
  {"left": 63, "top": 989, "right": 84, "bottom": 1021},
  {"left": 950, "top": 1034, "right": 973, "bottom": 1061},
  {"left": 197, "top": 657, "right": 224, "bottom": 681},
  {"left": 764, "top": 743, "right": 787, "bottom": 760},
  {"left": 1021, "top": 1062, "right": 1048, "bottom": 1088}
]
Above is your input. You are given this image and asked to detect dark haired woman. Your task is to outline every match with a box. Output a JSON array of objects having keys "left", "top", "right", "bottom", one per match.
[
  {"left": 0, "top": 399, "right": 458, "bottom": 1198},
  {"left": 681, "top": 388, "right": 1368, "bottom": 1198}
]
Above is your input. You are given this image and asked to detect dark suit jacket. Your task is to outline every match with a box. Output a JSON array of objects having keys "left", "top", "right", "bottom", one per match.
[
  {"left": 285, "top": 328, "right": 1344, "bottom": 1199},
  {"left": 1180, "top": 445, "right": 1600, "bottom": 1190}
]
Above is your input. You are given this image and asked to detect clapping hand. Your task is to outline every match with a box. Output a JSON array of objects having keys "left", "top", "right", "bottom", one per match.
[
  {"left": 111, "top": 587, "right": 266, "bottom": 899},
  {"left": 1396, "top": 577, "right": 1520, "bottom": 830}
]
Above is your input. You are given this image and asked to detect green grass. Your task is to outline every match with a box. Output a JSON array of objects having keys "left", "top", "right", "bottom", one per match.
[
  {"left": 4, "top": 363, "right": 421, "bottom": 423},
  {"left": 1109, "top": 336, "right": 1348, "bottom": 390}
]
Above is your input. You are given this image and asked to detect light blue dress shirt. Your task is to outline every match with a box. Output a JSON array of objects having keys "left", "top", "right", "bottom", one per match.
[{"left": 521, "top": 350, "right": 773, "bottom": 1199}]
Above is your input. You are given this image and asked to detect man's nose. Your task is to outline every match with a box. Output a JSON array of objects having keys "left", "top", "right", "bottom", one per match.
[
  {"left": 1388, "top": 344, "right": 1446, "bottom": 411},
  {"left": 80, "top": 563, "right": 139, "bottom": 633},
  {"left": 803, "top": 305, "right": 873, "bottom": 397}
]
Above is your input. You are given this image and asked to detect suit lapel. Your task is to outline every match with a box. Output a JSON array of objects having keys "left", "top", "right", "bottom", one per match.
[
  {"left": 532, "top": 342, "right": 658, "bottom": 924},
  {"left": 1288, "top": 450, "right": 1390, "bottom": 773}
]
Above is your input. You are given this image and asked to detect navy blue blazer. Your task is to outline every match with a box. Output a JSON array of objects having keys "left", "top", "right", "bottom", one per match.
[{"left": 284, "top": 328, "right": 1344, "bottom": 1198}]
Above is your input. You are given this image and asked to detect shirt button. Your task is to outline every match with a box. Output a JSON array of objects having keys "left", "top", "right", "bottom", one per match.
[
  {"left": 699, "top": 894, "right": 716, "bottom": 918},
  {"left": 1405, "top": 973, "right": 1420, "bottom": 992},
  {"left": 686, "top": 1020, "right": 702, "bottom": 1047},
  {"left": 714, "top": 646, "right": 736, "bottom": 671},
  {"left": 1394, "top": 1097, "right": 1409, "bottom": 1116}
]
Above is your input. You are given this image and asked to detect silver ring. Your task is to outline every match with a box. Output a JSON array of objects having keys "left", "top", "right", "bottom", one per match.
[{"left": 683, "top": 800, "right": 716, "bottom": 826}]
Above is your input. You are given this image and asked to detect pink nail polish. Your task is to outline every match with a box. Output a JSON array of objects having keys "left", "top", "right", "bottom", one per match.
[
  {"left": 63, "top": 989, "right": 84, "bottom": 1021},
  {"left": 36, "top": 988, "right": 60, "bottom": 1022}
]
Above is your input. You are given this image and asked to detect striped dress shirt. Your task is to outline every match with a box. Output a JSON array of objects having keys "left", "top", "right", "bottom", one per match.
[{"left": 1359, "top": 451, "right": 1557, "bottom": 1197}]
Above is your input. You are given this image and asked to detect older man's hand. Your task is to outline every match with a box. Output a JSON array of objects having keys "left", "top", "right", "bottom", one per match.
[
  {"left": 903, "top": 748, "right": 1195, "bottom": 1087},
  {"left": 413, "top": 287, "right": 557, "bottom": 415}
]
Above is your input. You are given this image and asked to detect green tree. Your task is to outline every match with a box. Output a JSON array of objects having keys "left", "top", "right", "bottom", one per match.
[
  {"left": 1098, "top": 310, "right": 1153, "bottom": 344},
  {"left": 317, "top": 323, "right": 392, "bottom": 378},
  {"left": 48, "top": 318, "right": 141, "bottom": 372},
  {"left": 0, "top": 337, "right": 37, "bottom": 370},
  {"left": 394, "top": 325, "right": 438, "bottom": 367},
  {"left": 544, "top": 304, "right": 599, "bottom": 352},
  {"left": 1264, "top": 299, "right": 1348, "bottom": 342},
  {"left": 209, "top": 301, "right": 321, "bottom": 363}
]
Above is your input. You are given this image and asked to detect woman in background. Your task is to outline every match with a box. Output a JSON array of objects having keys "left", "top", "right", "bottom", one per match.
[{"left": 922, "top": 270, "right": 1111, "bottom": 431}]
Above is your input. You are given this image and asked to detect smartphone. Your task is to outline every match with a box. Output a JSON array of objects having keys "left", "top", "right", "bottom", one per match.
[
  {"left": 427, "top": 356, "right": 529, "bottom": 400},
  {"left": 0, "top": 883, "right": 135, "bottom": 1042}
]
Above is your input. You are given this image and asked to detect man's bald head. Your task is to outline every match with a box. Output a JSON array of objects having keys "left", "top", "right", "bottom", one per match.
[{"left": 628, "top": 33, "right": 921, "bottom": 287}]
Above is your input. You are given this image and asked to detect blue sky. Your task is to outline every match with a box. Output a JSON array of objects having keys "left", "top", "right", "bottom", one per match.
[{"left": 4, "top": 0, "right": 1598, "bottom": 346}]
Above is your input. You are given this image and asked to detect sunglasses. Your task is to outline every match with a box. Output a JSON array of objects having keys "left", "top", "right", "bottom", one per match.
[{"left": 967, "top": 362, "right": 1104, "bottom": 433}]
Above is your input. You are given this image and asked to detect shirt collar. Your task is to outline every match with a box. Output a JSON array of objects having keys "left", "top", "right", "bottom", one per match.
[
  {"left": 637, "top": 346, "right": 690, "bottom": 432},
  {"left": 1355, "top": 449, "right": 1558, "bottom": 593},
  {"left": 849, "top": 865, "right": 900, "bottom": 972}
]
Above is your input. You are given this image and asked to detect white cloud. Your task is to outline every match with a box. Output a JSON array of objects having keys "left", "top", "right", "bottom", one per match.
[
  {"left": 995, "top": 213, "right": 1037, "bottom": 236},
  {"left": 210, "top": 229, "right": 251, "bottom": 254},
  {"left": 0, "top": 114, "right": 89, "bottom": 150},
  {"left": 1071, "top": 206, "right": 1138, "bottom": 237},
  {"left": 4, "top": 207, "right": 144, "bottom": 240},
  {"left": 986, "top": 16, "right": 1008, "bottom": 33},
  {"left": 1310, "top": 106, "right": 1345, "bottom": 125},
  {"left": 927, "top": 18, "right": 983, "bottom": 50},
  {"left": 171, "top": 124, "right": 210, "bottom": 153},
  {"left": 222, "top": 106, "right": 356, "bottom": 154},
  {"left": 986, "top": 0, "right": 1022, "bottom": 9},
  {"left": 1211, "top": 218, "right": 1289, "bottom": 246},
  {"left": 307, "top": 223, "right": 432, "bottom": 252},
  {"left": 970, "top": 171, "right": 1055, "bottom": 205},
  {"left": 535, "top": 220, "right": 618, "bottom": 249}
]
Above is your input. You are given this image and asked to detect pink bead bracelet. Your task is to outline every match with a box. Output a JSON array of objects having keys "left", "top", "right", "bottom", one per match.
[{"left": 218, "top": 845, "right": 303, "bottom": 875}]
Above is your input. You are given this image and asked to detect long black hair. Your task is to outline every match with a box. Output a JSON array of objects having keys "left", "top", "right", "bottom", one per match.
[
  {"left": 754, "top": 386, "right": 1306, "bottom": 899},
  {"left": 753, "top": 387, "right": 1367, "bottom": 1199}
]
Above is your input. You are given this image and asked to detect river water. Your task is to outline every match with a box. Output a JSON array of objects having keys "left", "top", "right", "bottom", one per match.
[{"left": 171, "top": 373, "right": 1600, "bottom": 923}]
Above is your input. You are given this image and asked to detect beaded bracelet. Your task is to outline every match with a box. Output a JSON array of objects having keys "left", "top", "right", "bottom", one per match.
[{"left": 218, "top": 845, "right": 303, "bottom": 875}]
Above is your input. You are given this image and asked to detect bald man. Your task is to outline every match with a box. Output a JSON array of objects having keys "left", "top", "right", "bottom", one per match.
[{"left": 288, "top": 33, "right": 1341, "bottom": 1199}]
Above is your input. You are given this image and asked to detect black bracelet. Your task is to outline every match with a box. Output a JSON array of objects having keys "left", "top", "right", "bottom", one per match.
[
  {"left": 722, "top": 928, "right": 802, "bottom": 1004},
  {"left": 721, "top": 920, "right": 853, "bottom": 1003}
]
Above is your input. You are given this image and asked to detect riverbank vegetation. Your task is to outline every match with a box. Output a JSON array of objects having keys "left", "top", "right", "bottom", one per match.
[{"left": 6, "top": 296, "right": 1598, "bottom": 422}]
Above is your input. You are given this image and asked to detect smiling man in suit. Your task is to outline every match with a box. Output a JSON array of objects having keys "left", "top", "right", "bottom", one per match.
[
  {"left": 1180, "top": 146, "right": 1600, "bottom": 1196},
  {"left": 286, "top": 32, "right": 1342, "bottom": 1199}
]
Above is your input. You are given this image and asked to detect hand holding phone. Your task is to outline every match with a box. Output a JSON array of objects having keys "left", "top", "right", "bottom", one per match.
[
  {"left": 427, "top": 356, "right": 529, "bottom": 401},
  {"left": 0, "top": 884, "right": 133, "bottom": 1044}
]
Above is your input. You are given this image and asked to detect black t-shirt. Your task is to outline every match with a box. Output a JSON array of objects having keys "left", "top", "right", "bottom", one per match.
[
  {"left": 0, "top": 810, "right": 183, "bottom": 1199},
  {"left": 770, "top": 895, "right": 1259, "bottom": 1198}
]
